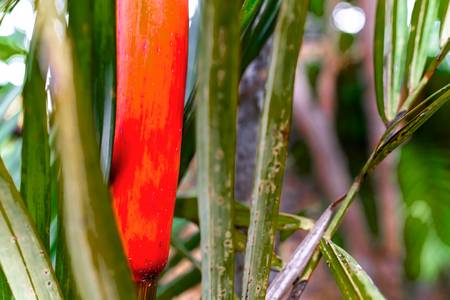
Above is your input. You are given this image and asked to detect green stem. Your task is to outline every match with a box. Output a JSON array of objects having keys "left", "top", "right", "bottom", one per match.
[
  {"left": 196, "top": 0, "right": 240, "bottom": 298},
  {"left": 242, "top": 1, "right": 309, "bottom": 299}
]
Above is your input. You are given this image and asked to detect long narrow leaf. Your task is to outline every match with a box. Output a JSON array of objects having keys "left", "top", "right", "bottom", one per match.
[
  {"left": 93, "top": 0, "right": 116, "bottom": 179},
  {"left": 440, "top": 1, "right": 450, "bottom": 46},
  {"left": 0, "top": 269, "right": 11, "bottom": 300},
  {"left": 196, "top": 0, "right": 240, "bottom": 297},
  {"left": 373, "top": 0, "right": 387, "bottom": 122},
  {"left": 242, "top": 1, "right": 309, "bottom": 298},
  {"left": 174, "top": 196, "right": 314, "bottom": 231},
  {"left": 241, "top": 0, "right": 264, "bottom": 37},
  {"left": 21, "top": 3, "right": 51, "bottom": 248},
  {"left": 320, "top": 239, "right": 385, "bottom": 300},
  {"left": 0, "top": 158, "right": 62, "bottom": 299},
  {"left": 386, "top": 0, "right": 407, "bottom": 120},
  {"left": 405, "top": 0, "right": 439, "bottom": 94},
  {"left": 40, "top": 0, "right": 136, "bottom": 297}
]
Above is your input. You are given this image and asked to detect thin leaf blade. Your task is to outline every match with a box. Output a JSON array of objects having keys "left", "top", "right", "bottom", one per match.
[
  {"left": 374, "top": 0, "right": 387, "bottom": 122},
  {"left": 21, "top": 5, "right": 51, "bottom": 248},
  {"left": 0, "top": 158, "right": 62, "bottom": 299},
  {"left": 320, "top": 239, "right": 386, "bottom": 300},
  {"left": 386, "top": 0, "right": 407, "bottom": 120}
]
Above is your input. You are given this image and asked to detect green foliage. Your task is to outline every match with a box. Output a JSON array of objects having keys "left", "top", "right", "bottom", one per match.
[
  {"left": 320, "top": 239, "right": 386, "bottom": 299},
  {"left": 399, "top": 144, "right": 450, "bottom": 280},
  {"left": 0, "top": 31, "right": 26, "bottom": 61},
  {"left": 0, "top": 0, "right": 449, "bottom": 299},
  {"left": 21, "top": 10, "right": 51, "bottom": 248}
]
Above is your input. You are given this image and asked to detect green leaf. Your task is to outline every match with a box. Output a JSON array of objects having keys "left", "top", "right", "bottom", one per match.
[
  {"left": 399, "top": 144, "right": 450, "bottom": 279},
  {"left": 386, "top": 0, "right": 407, "bottom": 120},
  {"left": 320, "top": 239, "right": 385, "bottom": 300},
  {"left": 0, "top": 84, "right": 21, "bottom": 117},
  {"left": 0, "top": 112, "right": 19, "bottom": 143},
  {"left": 0, "top": 157, "right": 62, "bottom": 299},
  {"left": 157, "top": 268, "right": 201, "bottom": 300},
  {"left": 38, "top": 0, "right": 136, "bottom": 297},
  {"left": 241, "top": 0, "right": 281, "bottom": 74},
  {"left": 373, "top": 0, "right": 387, "bottom": 123},
  {"left": 400, "top": 38, "right": 450, "bottom": 111},
  {"left": 369, "top": 84, "right": 450, "bottom": 170},
  {"left": 161, "top": 231, "right": 200, "bottom": 278},
  {"left": 0, "top": 269, "right": 11, "bottom": 300},
  {"left": 178, "top": 0, "right": 282, "bottom": 182},
  {"left": 405, "top": 0, "right": 440, "bottom": 94},
  {"left": 174, "top": 196, "right": 314, "bottom": 232},
  {"left": 92, "top": 0, "right": 116, "bottom": 179},
  {"left": 0, "top": 31, "right": 26, "bottom": 61},
  {"left": 440, "top": 1, "right": 449, "bottom": 46},
  {"left": 21, "top": 8, "right": 51, "bottom": 248},
  {"left": 196, "top": 0, "right": 240, "bottom": 297},
  {"left": 240, "top": 0, "right": 264, "bottom": 38},
  {"left": 242, "top": 1, "right": 309, "bottom": 298}
]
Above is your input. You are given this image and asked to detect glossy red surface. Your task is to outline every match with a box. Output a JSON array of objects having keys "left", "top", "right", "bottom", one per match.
[{"left": 112, "top": 0, "right": 188, "bottom": 282}]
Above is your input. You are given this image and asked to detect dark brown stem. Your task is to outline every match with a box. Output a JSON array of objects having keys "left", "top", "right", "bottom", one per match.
[{"left": 137, "top": 279, "right": 158, "bottom": 300}]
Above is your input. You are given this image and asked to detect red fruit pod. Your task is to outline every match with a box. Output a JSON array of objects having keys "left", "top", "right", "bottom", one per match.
[{"left": 111, "top": 0, "right": 188, "bottom": 282}]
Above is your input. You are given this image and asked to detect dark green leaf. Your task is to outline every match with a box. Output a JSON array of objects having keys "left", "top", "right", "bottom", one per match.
[
  {"left": 0, "top": 269, "right": 11, "bottom": 300},
  {"left": 240, "top": 0, "right": 264, "bottom": 38},
  {"left": 21, "top": 9, "right": 51, "bottom": 248},
  {"left": 386, "top": 0, "right": 407, "bottom": 120}
]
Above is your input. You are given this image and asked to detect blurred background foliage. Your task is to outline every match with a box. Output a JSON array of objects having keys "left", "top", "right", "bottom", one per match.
[{"left": 0, "top": 0, "right": 449, "bottom": 299}]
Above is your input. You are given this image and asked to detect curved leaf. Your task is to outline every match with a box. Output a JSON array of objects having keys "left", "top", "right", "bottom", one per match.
[
  {"left": 405, "top": 0, "right": 440, "bottom": 94},
  {"left": 373, "top": 0, "right": 387, "bottom": 122},
  {"left": 320, "top": 239, "right": 385, "bottom": 300},
  {"left": 0, "top": 158, "right": 62, "bottom": 299}
]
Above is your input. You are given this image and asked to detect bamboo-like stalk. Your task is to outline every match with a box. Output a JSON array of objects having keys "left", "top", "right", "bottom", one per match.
[
  {"left": 196, "top": 0, "right": 240, "bottom": 298},
  {"left": 241, "top": 1, "right": 309, "bottom": 299}
]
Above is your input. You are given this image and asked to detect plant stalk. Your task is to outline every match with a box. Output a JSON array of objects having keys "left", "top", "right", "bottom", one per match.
[{"left": 137, "top": 280, "right": 158, "bottom": 300}]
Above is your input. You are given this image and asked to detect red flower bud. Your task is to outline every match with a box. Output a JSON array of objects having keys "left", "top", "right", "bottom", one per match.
[{"left": 111, "top": 0, "right": 188, "bottom": 282}]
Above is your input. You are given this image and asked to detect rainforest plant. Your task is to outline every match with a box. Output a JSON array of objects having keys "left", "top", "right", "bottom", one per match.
[
  {"left": 112, "top": 0, "right": 188, "bottom": 294},
  {"left": 0, "top": 0, "right": 449, "bottom": 299}
]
